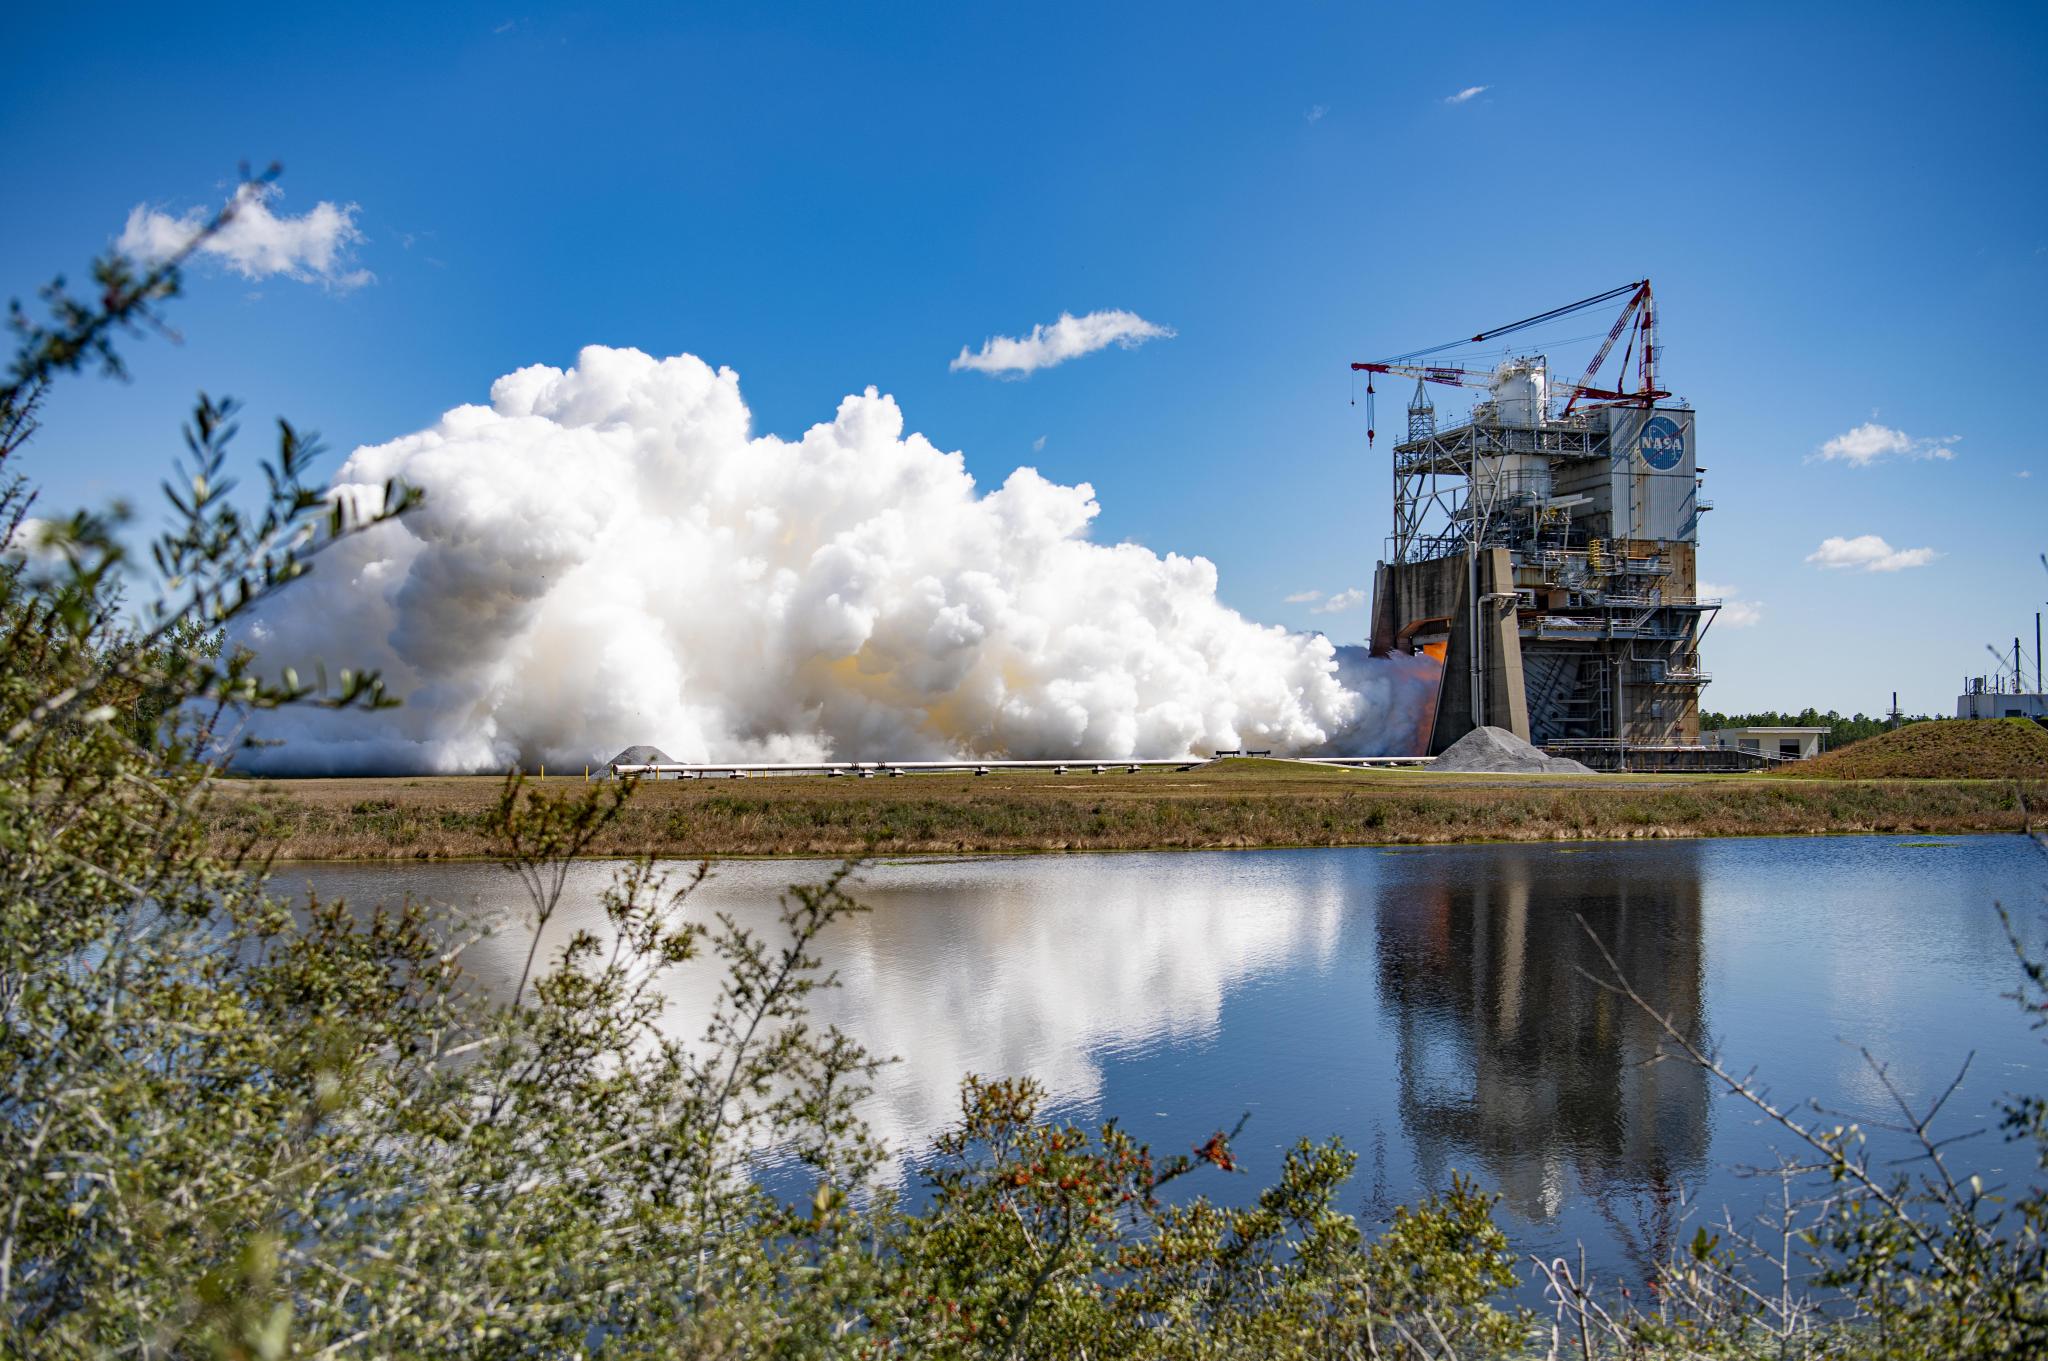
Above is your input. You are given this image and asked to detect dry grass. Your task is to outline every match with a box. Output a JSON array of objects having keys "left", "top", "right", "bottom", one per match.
[
  {"left": 1779, "top": 719, "right": 2048, "bottom": 780},
  {"left": 201, "top": 758, "right": 2045, "bottom": 860}
]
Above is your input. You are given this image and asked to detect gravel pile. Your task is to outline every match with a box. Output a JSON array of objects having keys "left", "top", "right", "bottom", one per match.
[
  {"left": 1430, "top": 726, "right": 1594, "bottom": 775},
  {"left": 606, "top": 745, "right": 676, "bottom": 767}
]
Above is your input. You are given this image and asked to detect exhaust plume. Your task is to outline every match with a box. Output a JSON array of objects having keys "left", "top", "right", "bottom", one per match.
[{"left": 234, "top": 346, "right": 1435, "bottom": 773}]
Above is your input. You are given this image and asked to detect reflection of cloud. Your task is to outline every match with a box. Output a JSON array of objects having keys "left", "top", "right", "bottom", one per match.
[
  {"left": 792, "top": 857, "right": 1344, "bottom": 1161},
  {"left": 320, "top": 855, "right": 1342, "bottom": 1175}
]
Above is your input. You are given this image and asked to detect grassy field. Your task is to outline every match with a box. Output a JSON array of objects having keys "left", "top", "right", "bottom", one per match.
[{"left": 205, "top": 758, "right": 2045, "bottom": 861}]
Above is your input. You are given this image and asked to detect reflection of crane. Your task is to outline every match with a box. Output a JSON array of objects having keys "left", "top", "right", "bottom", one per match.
[{"left": 1350, "top": 280, "right": 1666, "bottom": 447}]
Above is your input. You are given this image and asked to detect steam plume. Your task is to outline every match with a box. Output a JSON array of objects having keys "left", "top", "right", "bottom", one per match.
[{"left": 235, "top": 346, "right": 1433, "bottom": 773}]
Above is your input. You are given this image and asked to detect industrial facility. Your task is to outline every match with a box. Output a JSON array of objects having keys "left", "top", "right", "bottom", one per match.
[
  {"left": 1359, "top": 281, "right": 1727, "bottom": 770},
  {"left": 1958, "top": 616, "right": 2046, "bottom": 723}
]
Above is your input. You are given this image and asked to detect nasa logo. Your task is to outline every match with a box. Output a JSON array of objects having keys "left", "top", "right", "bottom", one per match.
[{"left": 1638, "top": 415, "right": 1684, "bottom": 470}]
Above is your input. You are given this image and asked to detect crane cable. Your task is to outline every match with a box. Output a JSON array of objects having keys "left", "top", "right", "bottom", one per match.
[{"left": 1382, "top": 280, "right": 1646, "bottom": 364}]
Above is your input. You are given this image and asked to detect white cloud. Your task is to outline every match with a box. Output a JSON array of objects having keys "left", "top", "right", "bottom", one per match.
[
  {"left": 1805, "top": 535, "right": 1940, "bottom": 573},
  {"left": 1284, "top": 589, "right": 1323, "bottom": 604},
  {"left": 2019, "top": 470, "right": 2032, "bottom": 479},
  {"left": 1305, "top": 103, "right": 1327, "bottom": 123},
  {"left": 1311, "top": 587, "right": 1367, "bottom": 614},
  {"left": 1445, "top": 85, "right": 1488, "bottom": 105},
  {"left": 1696, "top": 580, "right": 1762, "bottom": 627},
  {"left": 1032, "top": 435, "right": 1046, "bottom": 452},
  {"left": 3, "top": 516, "right": 62, "bottom": 566},
  {"left": 118, "top": 184, "right": 371, "bottom": 290},
  {"left": 1813, "top": 421, "right": 1958, "bottom": 466},
  {"left": 950, "top": 309, "right": 1174, "bottom": 378}
]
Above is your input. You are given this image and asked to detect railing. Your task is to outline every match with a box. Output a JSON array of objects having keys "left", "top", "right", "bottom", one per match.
[
  {"left": 1533, "top": 616, "right": 1613, "bottom": 636},
  {"left": 1636, "top": 664, "right": 1713, "bottom": 684}
]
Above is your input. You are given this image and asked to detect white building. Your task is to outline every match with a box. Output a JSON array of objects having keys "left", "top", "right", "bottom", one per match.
[
  {"left": 1702, "top": 726, "right": 1829, "bottom": 761},
  {"left": 1957, "top": 681, "right": 2048, "bottom": 721}
]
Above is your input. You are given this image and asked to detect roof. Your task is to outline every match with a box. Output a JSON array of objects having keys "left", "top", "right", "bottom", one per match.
[{"left": 1706, "top": 726, "right": 1830, "bottom": 735}]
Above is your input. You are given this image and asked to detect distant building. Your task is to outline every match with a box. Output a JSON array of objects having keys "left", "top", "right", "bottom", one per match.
[
  {"left": 1702, "top": 725, "right": 1828, "bottom": 761},
  {"left": 1956, "top": 678, "right": 2048, "bottom": 722}
]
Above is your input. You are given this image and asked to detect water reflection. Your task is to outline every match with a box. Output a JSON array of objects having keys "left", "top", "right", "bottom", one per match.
[
  {"left": 802, "top": 857, "right": 1345, "bottom": 1160},
  {"left": 296, "top": 849, "right": 1710, "bottom": 1210},
  {"left": 1374, "top": 847, "right": 1709, "bottom": 1223},
  {"left": 292, "top": 854, "right": 1349, "bottom": 1169},
  {"left": 286, "top": 834, "right": 2037, "bottom": 1276}
]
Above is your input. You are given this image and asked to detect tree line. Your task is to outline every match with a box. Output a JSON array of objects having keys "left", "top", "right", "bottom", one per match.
[{"left": 1700, "top": 707, "right": 1946, "bottom": 751}]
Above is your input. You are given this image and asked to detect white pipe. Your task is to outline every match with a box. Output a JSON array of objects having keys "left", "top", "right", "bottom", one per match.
[{"left": 602, "top": 755, "right": 1433, "bottom": 780}]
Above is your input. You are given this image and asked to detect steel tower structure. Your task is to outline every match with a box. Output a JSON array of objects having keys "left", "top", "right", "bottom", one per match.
[{"left": 1359, "top": 283, "right": 1723, "bottom": 768}]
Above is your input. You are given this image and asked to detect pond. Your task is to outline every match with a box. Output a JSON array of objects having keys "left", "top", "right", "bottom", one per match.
[{"left": 285, "top": 834, "right": 2045, "bottom": 1283}]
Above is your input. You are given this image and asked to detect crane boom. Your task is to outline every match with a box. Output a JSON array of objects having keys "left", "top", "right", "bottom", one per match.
[
  {"left": 1348, "top": 359, "right": 1669, "bottom": 404},
  {"left": 1348, "top": 280, "right": 1669, "bottom": 448},
  {"left": 1560, "top": 280, "right": 1649, "bottom": 416},
  {"left": 1348, "top": 361, "right": 1491, "bottom": 389}
]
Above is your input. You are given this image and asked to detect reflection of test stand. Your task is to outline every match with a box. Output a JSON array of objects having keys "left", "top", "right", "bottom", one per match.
[{"left": 1379, "top": 848, "right": 1710, "bottom": 1227}]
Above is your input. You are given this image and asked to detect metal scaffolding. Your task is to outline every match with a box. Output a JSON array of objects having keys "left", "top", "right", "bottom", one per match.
[{"left": 1374, "top": 361, "right": 1716, "bottom": 761}]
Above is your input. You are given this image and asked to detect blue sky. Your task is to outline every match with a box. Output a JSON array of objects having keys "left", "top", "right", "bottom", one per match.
[{"left": 5, "top": 0, "right": 2045, "bottom": 716}]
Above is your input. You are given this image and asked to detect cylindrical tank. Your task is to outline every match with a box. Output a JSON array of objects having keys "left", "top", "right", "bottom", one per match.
[
  {"left": 1492, "top": 452, "right": 1552, "bottom": 504},
  {"left": 1490, "top": 360, "right": 1547, "bottom": 427}
]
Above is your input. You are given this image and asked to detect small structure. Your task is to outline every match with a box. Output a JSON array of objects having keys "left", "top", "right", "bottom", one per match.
[
  {"left": 1702, "top": 726, "right": 1828, "bottom": 761},
  {"left": 1960, "top": 619, "right": 2045, "bottom": 721},
  {"left": 1956, "top": 679, "right": 2047, "bottom": 722}
]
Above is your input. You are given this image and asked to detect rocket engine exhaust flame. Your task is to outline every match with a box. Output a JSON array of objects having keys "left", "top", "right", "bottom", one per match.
[{"left": 234, "top": 346, "right": 1438, "bottom": 774}]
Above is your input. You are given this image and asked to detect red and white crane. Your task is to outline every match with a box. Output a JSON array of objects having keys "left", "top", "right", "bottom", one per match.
[{"left": 1350, "top": 280, "right": 1666, "bottom": 446}]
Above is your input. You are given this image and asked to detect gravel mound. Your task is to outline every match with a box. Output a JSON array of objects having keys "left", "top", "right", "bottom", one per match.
[
  {"left": 606, "top": 745, "right": 676, "bottom": 768},
  {"left": 1431, "top": 726, "right": 1594, "bottom": 775}
]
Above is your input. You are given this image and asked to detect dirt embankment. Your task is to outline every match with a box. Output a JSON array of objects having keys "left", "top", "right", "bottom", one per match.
[
  {"left": 204, "top": 759, "right": 2045, "bottom": 861},
  {"left": 1779, "top": 719, "right": 2048, "bottom": 781}
]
